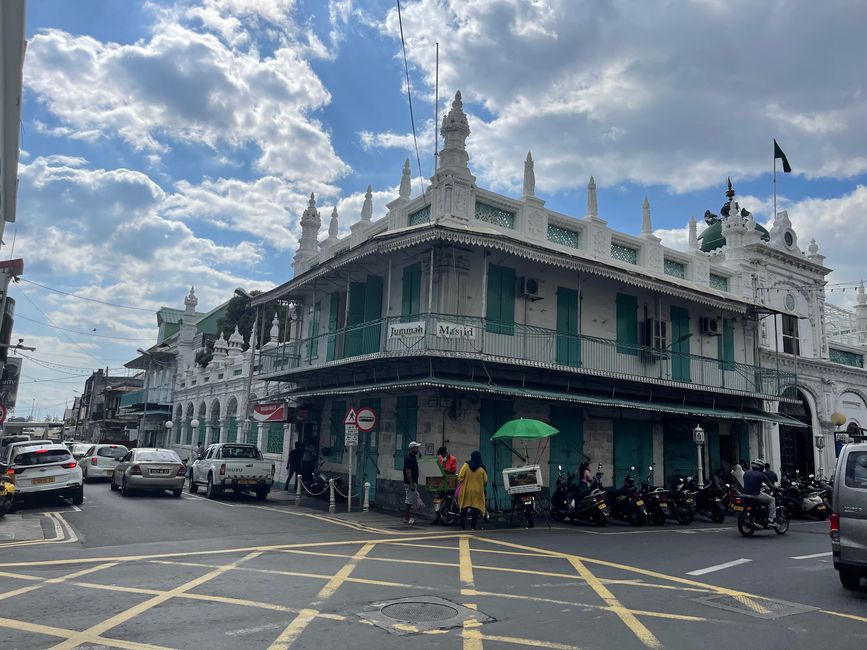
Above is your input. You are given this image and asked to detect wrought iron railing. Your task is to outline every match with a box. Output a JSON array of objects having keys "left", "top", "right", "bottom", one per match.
[{"left": 259, "top": 313, "right": 795, "bottom": 398}]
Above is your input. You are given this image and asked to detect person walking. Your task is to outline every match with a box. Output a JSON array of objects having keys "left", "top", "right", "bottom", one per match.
[
  {"left": 286, "top": 442, "right": 302, "bottom": 491},
  {"left": 300, "top": 442, "right": 315, "bottom": 483},
  {"left": 457, "top": 451, "right": 488, "bottom": 530},
  {"left": 403, "top": 441, "right": 422, "bottom": 525}
]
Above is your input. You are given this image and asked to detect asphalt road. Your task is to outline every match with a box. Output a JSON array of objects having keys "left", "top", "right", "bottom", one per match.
[{"left": 0, "top": 481, "right": 865, "bottom": 650}]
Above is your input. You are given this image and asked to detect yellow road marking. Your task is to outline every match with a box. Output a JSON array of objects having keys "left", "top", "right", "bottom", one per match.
[
  {"left": 277, "top": 547, "right": 454, "bottom": 567},
  {"left": 269, "top": 608, "right": 319, "bottom": 649},
  {"left": 0, "top": 561, "right": 118, "bottom": 602},
  {"left": 477, "top": 633, "right": 581, "bottom": 649},
  {"left": 0, "top": 615, "right": 171, "bottom": 650},
  {"left": 459, "top": 536, "right": 484, "bottom": 650},
  {"left": 49, "top": 552, "right": 262, "bottom": 650},
  {"left": 314, "top": 542, "right": 374, "bottom": 603},
  {"left": 820, "top": 609, "right": 867, "bottom": 624}
]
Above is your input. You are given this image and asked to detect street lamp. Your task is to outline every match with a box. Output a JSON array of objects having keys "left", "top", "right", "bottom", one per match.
[
  {"left": 136, "top": 348, "right": 151, "bottom": 446},
  {"left": 815, "top": 434, "right": 826, "bottom": 479},
  {"left": 165, "top": 420, "right": 173, "bottom": 446},
  {"left": 693, "top": 424, "right": 706, "bottom": 489}
]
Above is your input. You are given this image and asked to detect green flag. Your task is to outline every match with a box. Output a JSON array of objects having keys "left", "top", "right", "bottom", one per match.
[{"left": 774, "top": 139, "right": 792, "bottom": 173}]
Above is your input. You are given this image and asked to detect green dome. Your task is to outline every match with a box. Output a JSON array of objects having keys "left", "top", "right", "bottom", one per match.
[{"left": 698, "top": 221, "right": 770, "bottom": 252}]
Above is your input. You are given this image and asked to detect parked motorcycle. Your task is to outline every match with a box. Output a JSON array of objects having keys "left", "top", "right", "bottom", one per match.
[
  {"left": 639, "top": 469, "right": 673, "bottom": 526},
  {"left": 778, "top": 475, "right": 826, "bottom": 520},
  {"left": 731, "top": 488, "right": 789, "bottom": 536},
  {"left": 604, "top": 468, "right": 648, "bottom": 526},
  {"left": 674, "top": 475, "right": 725, "bottom": 523},
  {"left": 550, "top": 465, "right": 609, "bottom": 526},
  {"left": 0, "top": 475, "right": 14, "bottom": 517},
  {"left": 303, "top": 461, "right": 343, "bottom": 500}
]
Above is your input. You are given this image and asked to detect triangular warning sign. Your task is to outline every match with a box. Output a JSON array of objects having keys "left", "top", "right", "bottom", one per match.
[{"left": 344, "top": 407, "right": 358, "bottom": 425}]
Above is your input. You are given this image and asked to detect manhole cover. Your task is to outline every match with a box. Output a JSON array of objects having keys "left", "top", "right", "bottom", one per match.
[
  {"left": 696, "top": 594, "right": 817, "bottom": 620},
  {"left": 381, "top": 602, "right": 459, "bottom": 622}
]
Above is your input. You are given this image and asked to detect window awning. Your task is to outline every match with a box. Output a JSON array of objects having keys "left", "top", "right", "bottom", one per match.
[{"left": 283, "top": 378, "right": 809, "bottom": 427}]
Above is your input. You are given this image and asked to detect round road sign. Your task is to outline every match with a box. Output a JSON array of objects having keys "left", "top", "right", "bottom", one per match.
[{"left": 355, "top": 407, "right": 377, "bottom": 432}]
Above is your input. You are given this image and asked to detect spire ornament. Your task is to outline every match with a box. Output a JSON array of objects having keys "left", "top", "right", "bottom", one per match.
[
  {"left": 641, "top": 196, "right": 652, "bottom": 235},
  {"left": 399, "top": 159, "right": 411, "bottom": 199},
  {"left": 439, "top": 91, "right": 470, "bottom": 170},
  {"left": 587, "top": 176, "right": 598, "bottom": 217},
  {"left": 328, "top": 206, "right": 339, "bottom": 239},
  {"left": 523, "top": 152, "right": 535, "bottom": 198},
  {"left": 688, "top": 216, "right": 698, "bottom": 250},
  {"left": 361, "top": 185, "right": 373, "bottom": 222}
]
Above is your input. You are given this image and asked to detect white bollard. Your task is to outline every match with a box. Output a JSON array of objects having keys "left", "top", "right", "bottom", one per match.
[
  {"left": 295, "top": 474, "right": 302, "bottom": 506},
  {"left": 362, "top": 482, "right": 370, "bottom": 512},
  {"left": 328, "top": 478, "right": 336, "bottom": 514}
]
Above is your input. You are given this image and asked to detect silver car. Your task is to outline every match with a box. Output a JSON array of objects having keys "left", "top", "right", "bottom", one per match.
[
  {"left": 110, "top": 448, "right": 185, "bottom": 497},
  {"left": 832, "top": 441, "right": 867, "bottom": 589}
]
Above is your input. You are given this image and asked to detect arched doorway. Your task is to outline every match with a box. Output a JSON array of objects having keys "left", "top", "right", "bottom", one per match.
[{"left": 779, "top": 388, "right": 815, "bottom": 478}]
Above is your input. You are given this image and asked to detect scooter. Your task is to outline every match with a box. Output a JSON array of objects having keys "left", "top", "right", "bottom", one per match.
[
  {"left": 0, "top": 475, "right": 14, "bottom": 517},
  {"left": 550, "top": 465, "right": 609, "bottom": 526},
  {"left": 675, "top": 475, "right": 725, "bottom": 523},
  {"left": 604, "top": 468, "right": 648, "bottom": 526},
  {"left": 731, "top": 488, "right": 789, "bottom": 537}
]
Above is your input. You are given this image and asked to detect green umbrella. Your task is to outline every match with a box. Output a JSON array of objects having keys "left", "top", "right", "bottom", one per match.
[{"left": 491, "top": 418, "right": 559, "bottom": 440}]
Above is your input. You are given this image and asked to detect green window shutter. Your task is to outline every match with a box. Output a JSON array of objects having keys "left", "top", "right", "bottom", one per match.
[
  {"left": 486, "top": 264, "right": 515, "bottom": 335},
  {"left": 670, "top": 306, "right": 691, "bottom": 382},
  {"left": 394, "top": 395, "right": 418, "bottom": 470},
  {"left": 330, "top": 400, "right": 346, "bottom": 463},
  {"left": 345, "top": 282, "right": 366, "bottom": 357},
  {"left": 308, "top": 301, "right": 321, "bottom": 359},
  {"left": 556, "top": 287, "right": 581, "bottom": 366},
  {"left": 363, "top": 275, "right": 384, "bottom": 354},
  {"left": 718, "top": 318, "right": 734, "bottom": 370},
  {"left": 616, "top": 293, "right": 638, "bottom": 355},
  {"left": 326, "top": 292, "right": 341, "bottom": 361},
  {"left": 401, "top": 263, "right": 422, "bottom": 318}
]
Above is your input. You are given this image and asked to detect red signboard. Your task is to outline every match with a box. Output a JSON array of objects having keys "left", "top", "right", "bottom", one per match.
[{"left": 253, "top": 403, "right": 286, "bottom": 422}]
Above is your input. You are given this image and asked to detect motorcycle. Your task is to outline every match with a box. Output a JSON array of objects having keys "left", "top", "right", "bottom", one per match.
[
  {"left": 550, "top": 465, "right": 609, "bottom": 526},
  {"left": 731, "top": 488, "right": 789, "bottom": 536},
  {"left": 604, "top": 468, "right": 648, "bottom": 526},
  {"left": 303, "top": 461, "right": 344, "bottom": 500},
  {"left": 778, "top": 475, "right": 826, "bottom": 520},
  {"left": 674, "top": 475, "right": 725, "bottom": 523},
  {"left": 0, "top": 476, "right": 14, "bottom": 517}
]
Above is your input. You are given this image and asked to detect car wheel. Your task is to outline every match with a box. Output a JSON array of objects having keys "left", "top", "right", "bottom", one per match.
[
  {"left": 121, "top": 477, "right": 130, "bottom": 497},
  {"left": 82, "top": 467, "right": 89, "bottom": 483},
  {"left": 110, "top": 476, "right": 119, "bottom": 491},
  {"left": 188, "top": 477, "right": 199, "bottom": 494},
  {"left": 172, "top": 489, "right": 182, "bottom": 498},
  {"left": 71, "top": 487, "right": 84, "bottom": 506},
  {"left": 256, "top": 487, "right": 269, "bottom": 501},
  {"left": 206, "top": 474, "right": 220, "bottom": 500},
  {"left": 839, "top": 568, "right": 862, "bottom": 590}
]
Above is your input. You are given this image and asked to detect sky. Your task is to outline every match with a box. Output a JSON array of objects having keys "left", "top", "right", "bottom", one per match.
[{"left": 9, "top": 0, "right": 867, "bottom": 419}]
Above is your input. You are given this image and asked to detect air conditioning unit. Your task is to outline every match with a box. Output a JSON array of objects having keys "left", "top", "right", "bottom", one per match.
[
  {"left": 700, "top": 317, "right": 720, "bottom": 336},
  {"left": 518, "top": 277, "right": 541, "bottom": 299}
]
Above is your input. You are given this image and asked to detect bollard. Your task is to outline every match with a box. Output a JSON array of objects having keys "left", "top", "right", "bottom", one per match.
[
  {"left": 362, "top": 482, "right": 370, "bottom": 513},
  {"left": 328, "top": 478, "right": 336, "bottom": 514},
  {"left": 295, "top": 475, "right": 302, "bottom": 506}
]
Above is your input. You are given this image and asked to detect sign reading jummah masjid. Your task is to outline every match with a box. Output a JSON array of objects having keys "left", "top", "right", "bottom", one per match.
[{"left": 386, "top": 321, "right": 478, "bottom": 340}]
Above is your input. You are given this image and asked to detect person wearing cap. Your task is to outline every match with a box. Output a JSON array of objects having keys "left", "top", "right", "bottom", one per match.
[
  {"left": 742, "top": 458, "right": 777, "bottom": 524},
  {"left": 404, "top": 441, "right": 422, "bottom": 525}
]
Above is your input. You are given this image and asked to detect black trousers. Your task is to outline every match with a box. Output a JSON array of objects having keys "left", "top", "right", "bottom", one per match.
[
  {"left": 460, "top": 507, "right": 480, "bottom": 530},
  {"left": 286, "top": 466, "right": 299, "bottom": 489}
]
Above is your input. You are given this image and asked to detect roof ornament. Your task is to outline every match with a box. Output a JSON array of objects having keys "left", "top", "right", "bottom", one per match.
[
  {"left": 269, "top": 312, "right": 280, "bottom": 342},
  {"left": 688, "top": 216, "right": 698, "bottom": 250},
  {"left": 641, "top": 196, "right": 652, "bottom": 235},
  {"left": 184, "top": 286, "right": 198, "bottom": 311},
  {"left": 587, "top": 176, "right": 598, "bottom": 217},
  {"left": 361, "top": 185, "right": 373, "bottom": 222},
  {"left": 328, "top": 206, "right": 339, "bottom": 239},
  {"left": 439, "top": 91, "right": 470, "bottom": 170},
  {"left": 399, "top": 159, "right": 411, "bottom": 199},
  {"left": 523, "top": 152, "right": 535, "bottom": 198}
]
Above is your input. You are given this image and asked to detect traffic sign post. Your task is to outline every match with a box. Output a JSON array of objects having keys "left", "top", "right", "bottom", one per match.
[{"left": 344, "top": 407, "right": 359, "bottom": 513}]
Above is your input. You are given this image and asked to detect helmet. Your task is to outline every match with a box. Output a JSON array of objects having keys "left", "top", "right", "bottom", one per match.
[{"left": 750, "top": 458, "right": 765, "bottom": 470}]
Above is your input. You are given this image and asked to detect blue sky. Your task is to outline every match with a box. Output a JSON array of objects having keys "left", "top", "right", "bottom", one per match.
[{"left": 11, "top": 0, "right": 867, "bottom": 418}]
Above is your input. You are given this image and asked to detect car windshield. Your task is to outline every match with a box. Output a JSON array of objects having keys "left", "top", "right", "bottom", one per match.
[
  {"left": 14, "top": 450, "right": 73, "bottom": 466},
  {"left": 73, "top": 444, "right": 92, "bottom": 454},
  {"left": 221, "top": 445, "right": 260, "bottom": 459},
  {"left": 97, "top": 446, "right": 128, "bottom": 459},
  {"left": 135, "top": 450, "right": 181, "bottom": 463}
]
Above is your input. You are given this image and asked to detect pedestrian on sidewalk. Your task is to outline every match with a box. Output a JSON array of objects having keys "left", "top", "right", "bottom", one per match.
[
  {"left": 457, "top": 451, "right": 488, "bottom": 530},
  {"left": 286, "top": 442, "right": 302, "bottom": 491},
  {"left": 403, "top": 441, "right": 422, "bottom": 525},
  {"left": 301, "top": 442, "right": 315, "bottom": 483}
]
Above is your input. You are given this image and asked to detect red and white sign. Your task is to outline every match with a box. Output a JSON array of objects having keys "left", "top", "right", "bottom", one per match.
[
  {"left": 344, "top": 407, "right": 358, "bottom": 425},
  {"left": 356, "top": 407, "right": 377, "bottom": 432},
  {"left": 0, "top": 402, "right": 7, "bottom": 425},
  {"left": 253, "top": 403, "right": 286, "bottom": 422}
]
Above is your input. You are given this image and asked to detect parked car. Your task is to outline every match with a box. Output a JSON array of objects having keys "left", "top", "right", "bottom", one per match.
[
  {"left": 111, "top": 448, "right": 185, "bottom": 497},
  {"left": 190, "top": 442, "right": 274, "bottom": 500},
  {"left": 70, "top": 443, "right": 94, "bottom": 461},
  {"left": 2, "top": 439, "right": 52, "bottom": 467},
  {"left": 0, "top": 435, "right": 29, "bottom": 459},
  {"left": 0, "top": 443, "right": 83, "bottom": 505},
  {"left": 81, "top": 444, "right": 129, "bottom": 482},
  {"left": 832, "top": 441, "right": 867, "bottom": 590}
]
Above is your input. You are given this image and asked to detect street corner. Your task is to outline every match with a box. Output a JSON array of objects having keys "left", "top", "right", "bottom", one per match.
[{"left": 0, "top": 510, "right": 76, "bottom": 548}]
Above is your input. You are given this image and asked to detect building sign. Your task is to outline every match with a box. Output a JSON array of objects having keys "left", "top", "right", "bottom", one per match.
[
  {"left": 435, "top": 321, "right": 477, "bottom": 340},
  {"left": 253, "top": 402, "right": 287, "bottom": 422},
  {"left": 0, "top": 358, "right": 22, "bottom": 410},
  {"left": 388, "top": 321, "right": 425, "bottom": 339}
]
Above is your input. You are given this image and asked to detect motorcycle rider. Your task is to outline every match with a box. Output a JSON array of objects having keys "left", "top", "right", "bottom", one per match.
[
  {"left": 743, "top": 458, "right": 777, "bottom": 524},
  {"left": 763, "top": 462, "right": 779, "bottom": 487}
]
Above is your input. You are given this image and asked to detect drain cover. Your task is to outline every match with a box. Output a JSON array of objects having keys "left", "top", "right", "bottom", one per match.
[
  {"left": 696, "top": 594, "right": 817, "bottom": 620},
  {"left": 358, "top": 596, "right": 492, "bottom": 635},
  {"left": 382, "top": 602, "right": 459, "bottom": 622}
]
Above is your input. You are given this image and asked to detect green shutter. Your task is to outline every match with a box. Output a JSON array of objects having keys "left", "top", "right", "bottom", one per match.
[
  {"left": 401, "top": 263, "right": 422, "bottom": 318},
  {"left": 394, "top": 395, "right": 418, "bottom": 470},
  {"left": 556, "top": 287, "right": 581, "bottom": 366},
  {"left": 307, "top": 301, "right": 321, "bottom": 359},
  {"left": 326, "top": 292, "right": 341, "bottom": 361},
  {"left": 615, "top": 293, "right": 638, "bottom": 354},
  {"left": 718, "top": 318, "right": 734, "bottom": 370},
  {"left": 363, "top": 275, "right": 383, "bottom": 354},
  {"left": 485, "top": 264, "right": 515, "bottom": 335},
  {"left": 330, "top": 400, "right": 346, "bottom": 463},
  {"left": 345, "top": 282, "right": 366, "bottom": 357},
  {"left": 670, "top": 306, "right": 691, "bottom": 382}
]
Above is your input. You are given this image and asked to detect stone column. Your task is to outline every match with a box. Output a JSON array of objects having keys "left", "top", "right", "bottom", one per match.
[
  {"left": 256, "top": 422, "right": 266, "bottom": 452},
  {"left": 219, "top": 418, "right": 228, "bottom": 444},
  {"left": 204, "top": 423, "right": 213, "bottom": 446}
]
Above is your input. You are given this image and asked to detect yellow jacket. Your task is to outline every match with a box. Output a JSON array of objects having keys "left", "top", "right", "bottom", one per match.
[{"left": 457, "top": 463, "right": 488, "bottom": 514}]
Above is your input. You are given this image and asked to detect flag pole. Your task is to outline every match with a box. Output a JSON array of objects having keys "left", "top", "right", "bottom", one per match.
[{"left": 773, "top": 142, "right": 777, "bottom": 223}]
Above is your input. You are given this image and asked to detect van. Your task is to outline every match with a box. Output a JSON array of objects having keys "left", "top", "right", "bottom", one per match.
[{"left": 831, "top": 442, "right": 867, "bottom": 589}]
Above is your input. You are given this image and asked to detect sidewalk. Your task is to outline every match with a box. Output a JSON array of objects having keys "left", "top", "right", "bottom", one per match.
[{"left": 0, "top": 513, "right": 51, "bottom": 542}]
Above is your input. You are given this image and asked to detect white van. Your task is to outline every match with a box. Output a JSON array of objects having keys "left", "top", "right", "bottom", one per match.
[{"left": 831, "top": 442, "right": 867, "bottom": 590}]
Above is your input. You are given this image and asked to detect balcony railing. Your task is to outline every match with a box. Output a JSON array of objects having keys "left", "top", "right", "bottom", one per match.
[
  {"left": 119, "top": 387, "right": 173, "bottom": 408},
  {"left": 259, "top": 313, "right": 796, "bottom": 398}
]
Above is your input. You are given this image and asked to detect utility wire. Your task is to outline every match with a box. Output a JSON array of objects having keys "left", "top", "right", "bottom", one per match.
[
  {"left": 18, "top": 278, "right": 154, "bottom": 312},
  {"left": 14, "top": 312, "right": 154, "bottom": 341}
]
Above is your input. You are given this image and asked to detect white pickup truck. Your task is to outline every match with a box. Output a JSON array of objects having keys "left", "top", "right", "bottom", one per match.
[{"left": 189, "top": 443, "right": 274, "bottom": 500}]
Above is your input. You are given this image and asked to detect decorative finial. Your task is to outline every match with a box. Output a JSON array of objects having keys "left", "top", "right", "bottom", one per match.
[
  {"left": 688, "top": 216, "right": 698, "bottom": 250},
  {"left": 399, "top": 159, "right": 411, "bottom": 199},
  {"left": 523, "top": 151, "right": 535, "bottom": 198},
  {"left": 361, "top": 185, "right": 373, "bottom": 222},
  {"left": 858, "top": 281, "right": 867, "bottom": 306},
  {"left": 329, "top": 206, "right": 339, "bottom": 239},
  {"left": 587, "top": 176, "right": 598, "bottom": 217},
  {"left": 184, "top": 286, "right": 198, "bottom": 311},
  {"left": 641, "top": 196, "right": 652, "bottom": 235},
  {"left": 725, "top": 177, "right": 735, "bottom": 200},
  {"left": 439, "top": 90, "right": 470, "bottom": 170},
  {"left": 308, "top": 192, "right": 316, "bottom": 208},
  {"left": 808, "top": 238, "right": 819, "bottom": 255},
  {"left": 269, "top": 313, "right": 280, "bottom": 342}
]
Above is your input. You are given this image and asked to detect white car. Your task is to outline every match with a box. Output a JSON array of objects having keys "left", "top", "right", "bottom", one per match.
[
  {"left": 80, "top": 444, "right": 128, "bottom": 482},
  {"left": 70, "top": 443, "right": 94, "bottom": 461},
  {"left": 2, "top": 443, "right": 84, "bottom": 505},
  {"left": 2, "top": 439, "right": 52, "bottom": 466}
]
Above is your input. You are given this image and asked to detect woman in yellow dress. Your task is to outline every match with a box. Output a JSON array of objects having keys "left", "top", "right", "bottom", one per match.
[{"left": 457, "top": 451, "right": 488, "bottom": 530}]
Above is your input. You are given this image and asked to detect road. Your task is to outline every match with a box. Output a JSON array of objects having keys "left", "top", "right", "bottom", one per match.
[{"left": 0, "top": 481, "right": 865, "bottom": 650}]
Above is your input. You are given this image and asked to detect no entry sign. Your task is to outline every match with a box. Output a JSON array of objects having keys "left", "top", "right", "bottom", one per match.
[{"left": 356, "top": 407, "right": 377, "bottom": 432}]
